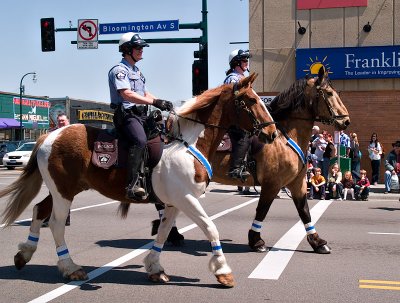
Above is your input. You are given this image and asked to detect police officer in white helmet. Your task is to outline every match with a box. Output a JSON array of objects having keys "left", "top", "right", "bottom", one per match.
[
  {"left": 224, "top": 49, "right": 252, "bottom": 182},
  {"left": 108, "top": 32, "right": 173, "bottom": 199}
]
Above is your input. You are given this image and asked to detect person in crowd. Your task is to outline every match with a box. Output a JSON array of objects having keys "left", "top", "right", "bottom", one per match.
[
  {"left": 341, "top": 170, "right": 355, "bottom": 200},
  {"left": 355, "top": 169, "right": 371, "bottom": 201},
  {"left": 308, "top": 167, "right": 326, "bottom": 200},
  {"left": 339, "top": 130, "right": 351, "bottom": 157},
  {"left": 224, "top": 49, "right": 251, "bottom": 193},
  {"left": 383, "top": 140, "right": 400, "bottom": 194},
  {"left": 349, "top": 132, "right": 361, "bottom": 181},
  {"left": 321, "top": 132, "right": 336, "bottom": 182},
  {"left": 108, "top": 32, "right": 173, "bottom": 199},
  {"left": 367, "top": 132, "right": 383, "bottom": 185},
  {"left": 42, "top": 113, "right": 71, "bottom": 227},
  {"left": 327, "top": 162, "right": 343, "bottom": 200},
  {"left": 312, "top": 132, "right": 327, "bottom": 173},
  {"left": 309, "top": 125, "right": 320, "bottom": 167}
]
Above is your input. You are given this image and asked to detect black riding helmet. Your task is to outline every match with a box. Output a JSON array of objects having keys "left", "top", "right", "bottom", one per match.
[{"left": 119, "top": 32, "right": 149, "bottom": 55}]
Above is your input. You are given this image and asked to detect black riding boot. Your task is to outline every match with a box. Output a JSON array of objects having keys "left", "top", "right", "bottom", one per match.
[
  {"left": 126, "top": 146, "right": 146, "bottom": 199},
  {"left": 229, "top": 135, "right": 251, "bottom": 180}
]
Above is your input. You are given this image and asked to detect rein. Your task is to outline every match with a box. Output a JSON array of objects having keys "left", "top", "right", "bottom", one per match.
[
  {"left": 176, "top": 85, "right": 275, "bottom": 135},
  {"left": 288, "top": 86, "right": 348, "bottom": 125},
  {"left": 314, "top": 87, "right": 349, "bottom": 125}
]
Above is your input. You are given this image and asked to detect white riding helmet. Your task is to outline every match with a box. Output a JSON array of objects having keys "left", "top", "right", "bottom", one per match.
[
  {"left": 119, "top": 32, "right": 149, "bottom": 53},
  {"left": 229, "top": 49, "right": 250, "bottom": 65}
]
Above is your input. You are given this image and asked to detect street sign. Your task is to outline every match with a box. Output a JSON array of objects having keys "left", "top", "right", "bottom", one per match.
[
  {"left": 99, "top": 20, "right": 179, "bottom": 34},
  {"left": 77, "top": 19, "right": 98, "bottom": 49}
]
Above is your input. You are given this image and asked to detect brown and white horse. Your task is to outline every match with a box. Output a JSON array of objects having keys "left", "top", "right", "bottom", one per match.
[
  {"left": 0, "top": 73, "right": 277, "bottom": 287},
  {"left": 212, "top": 68, "right": 350, "bottom": 253}
]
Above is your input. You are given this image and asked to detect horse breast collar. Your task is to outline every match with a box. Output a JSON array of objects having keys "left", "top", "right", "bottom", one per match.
[{"left": 276, "top": 123, "right": 307, "bottom": 166}]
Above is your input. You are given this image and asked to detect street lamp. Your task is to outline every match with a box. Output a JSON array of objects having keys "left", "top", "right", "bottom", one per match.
[{"left": 19, "top": 72, "right": 37, "bottom": 140}]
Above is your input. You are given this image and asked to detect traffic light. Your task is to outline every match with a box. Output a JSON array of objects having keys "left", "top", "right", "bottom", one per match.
[
  {"left": 40, "top": 18, "right": 55, "bottom": 52},
  {"left": 192, "top": 59, "right": 208, "bottom": 96},
  {"left": 192, "top": 43, "right": 208, "bottom": 96}
]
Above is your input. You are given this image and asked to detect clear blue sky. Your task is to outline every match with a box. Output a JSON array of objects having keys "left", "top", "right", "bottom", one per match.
[{"left": 1, "top": 0, "right": 248, "bottom": 106}]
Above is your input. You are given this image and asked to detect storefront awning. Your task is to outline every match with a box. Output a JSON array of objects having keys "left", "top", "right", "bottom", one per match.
[{"left": 0, "top": 118, "right": 21, "bottom": 129}]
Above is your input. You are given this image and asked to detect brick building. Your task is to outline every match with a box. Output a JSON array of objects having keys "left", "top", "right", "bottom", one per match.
[{"left": 249, "top": 0, "right": 400, "bottom": 182}]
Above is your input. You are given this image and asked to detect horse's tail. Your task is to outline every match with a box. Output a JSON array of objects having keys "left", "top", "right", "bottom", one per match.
[
  {"left": 117, "top": 202, "right": 131, "bottom": 219},
  {"left": 0, "top": 135, "right": 47, "bottom": 227}
]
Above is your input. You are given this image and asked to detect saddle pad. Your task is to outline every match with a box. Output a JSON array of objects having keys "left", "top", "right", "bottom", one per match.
[{"left": 92, "top": 139, "right": 118, "bottom": 169}]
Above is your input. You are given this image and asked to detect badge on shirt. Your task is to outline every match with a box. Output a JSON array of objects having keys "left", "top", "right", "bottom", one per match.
[{"left": 116, "top": 71, "right": 126, "bottom": 80}]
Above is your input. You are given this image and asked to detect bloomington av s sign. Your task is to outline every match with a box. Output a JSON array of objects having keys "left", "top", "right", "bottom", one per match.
[{"left": 296, "top": 45, "right": 400, "bottom": 80}]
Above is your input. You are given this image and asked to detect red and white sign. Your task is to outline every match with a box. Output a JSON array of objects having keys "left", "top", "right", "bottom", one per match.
[
  {"left": 77, "top": 19, "right": 98, "bottom": 49},
  {"left": 298, "top": 0, "right": 368, "bottom": 10}
]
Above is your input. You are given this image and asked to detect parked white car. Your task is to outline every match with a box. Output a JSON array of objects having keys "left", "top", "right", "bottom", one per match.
[{"left": 2, "top": 142, "right": 36, "bottom": 170}]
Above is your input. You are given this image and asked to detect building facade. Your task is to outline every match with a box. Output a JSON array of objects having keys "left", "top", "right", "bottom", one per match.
[
  {"left": 250, "top": 0, "right": 400, "bottom": 181},
  {"left": 0, "top": 92, "right": 113, "bottom": 141}
]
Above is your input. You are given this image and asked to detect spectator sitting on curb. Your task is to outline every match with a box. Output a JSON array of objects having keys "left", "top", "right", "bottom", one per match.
[
  {"left": 308, "top": 167, "right": 326, "bottom": 200},
  {"left": 355, "top": 169, "right": 370, "bottom": 201},
  {"left": 384, "top": 140, "right": 400, "bottom": 194}
]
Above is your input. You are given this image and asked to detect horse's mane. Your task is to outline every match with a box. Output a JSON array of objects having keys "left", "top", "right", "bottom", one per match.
[
  {"left": 266, "top": 78, "right": 308, "bottom": 120},
  {"left": 177, "top": 85, "right": 225, "bottom": 116}
]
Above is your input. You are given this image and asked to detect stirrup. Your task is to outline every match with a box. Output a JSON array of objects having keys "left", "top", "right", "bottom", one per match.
[
  {"left": 126, "top": 186, "right": 146, "bottom": 200},
  {"left": 228, "top": 168, "right": 250, "bottom": 180}
]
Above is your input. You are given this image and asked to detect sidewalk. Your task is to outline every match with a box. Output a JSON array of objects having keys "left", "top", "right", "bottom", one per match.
[
  {"left": 367, "top": 183, "right": 400, "bottom": 201},
  {"left": 207, "top": 182, "right": 400, "bottom": 202}
]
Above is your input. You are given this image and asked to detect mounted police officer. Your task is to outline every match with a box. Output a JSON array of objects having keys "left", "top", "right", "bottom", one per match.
[
  {"left": 108, "top": 32, "right": 173, "bottom": 200},
  {"left": 224, "top": 49, "right": 251, "bottom": 180}
]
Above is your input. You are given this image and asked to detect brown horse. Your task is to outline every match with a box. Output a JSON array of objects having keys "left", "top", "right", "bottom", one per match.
[
  {"left": 0, "top": 73, "right": 277, "bottom": 287},
  {"left": 212, "top": 68, "right": 350, "bottom": 253}
]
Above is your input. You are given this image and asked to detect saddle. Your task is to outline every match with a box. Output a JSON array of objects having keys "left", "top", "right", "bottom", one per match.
[{"left": 91, "top": 110, "right": 164, "bottom": 203}]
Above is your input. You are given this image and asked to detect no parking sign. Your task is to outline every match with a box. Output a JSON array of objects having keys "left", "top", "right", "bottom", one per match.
[{"left": 77, "top": 19, "right": 98, "bottom": 49}]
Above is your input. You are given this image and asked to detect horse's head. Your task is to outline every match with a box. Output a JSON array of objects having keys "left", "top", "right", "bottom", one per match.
[
  {"left": 224, "top": 73, "right": 277, "bottom": 143},
  {"left": 306, "top": 67, "right": 350, "bottom": 130}
]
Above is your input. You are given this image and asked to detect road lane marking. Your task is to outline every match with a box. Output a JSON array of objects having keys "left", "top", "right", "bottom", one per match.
[
  {"left": 27, "top": 197, "right": 259, "bottom": 303},
  {"left": 359, "top": 279, "right": 400, "bottom": 291},
  {"left": 248, "top": 199, "right": 333, "bottom": 280},
  {"left": 0, "top": 201, "right": 119, "bottom": 228},
  {"left": 368, "top": 232, "right": 400, "bottom": 236}
]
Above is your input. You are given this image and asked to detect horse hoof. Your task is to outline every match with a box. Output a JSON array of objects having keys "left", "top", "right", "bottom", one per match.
[
  {"left": 148, "top": 271, "right": 170, "bottom": 283},
  {"left": 14, "top": 252, "right": 27, "bottom": 270},
  {"left": 68, "top": 269, "right": 89, "bottom": 281},
  {"left": 215, "top": 273, "right": 235, "bottom": 288},
  {"left": 251, "top": 245, "right": 269, "bottom": 253},
  {"left": 315, "top": 244, "right": 331, "bottom": 254}
]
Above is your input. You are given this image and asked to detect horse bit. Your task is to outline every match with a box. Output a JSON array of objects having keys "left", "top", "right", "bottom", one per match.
[{"left": 314, "top": 85, "right": 349, "bottom": 125}]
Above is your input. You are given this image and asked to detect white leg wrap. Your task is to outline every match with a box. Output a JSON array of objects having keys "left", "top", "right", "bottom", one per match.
[
  {"left": 56, "top": 244, "right": 70, "bottom": 261},
  {"left": 251, "top": 220, "right": 263, "bottom": 232},
  {"left": 304, "top": 222, "right": 316, "bottom": 235},
  {"left": 211, "top": 241, "right": 223, "bottom": 256}
]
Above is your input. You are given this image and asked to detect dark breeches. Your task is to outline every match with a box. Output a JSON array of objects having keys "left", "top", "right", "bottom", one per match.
[{"left": 123, "top": 115, "right": 147, "bottom": 148}]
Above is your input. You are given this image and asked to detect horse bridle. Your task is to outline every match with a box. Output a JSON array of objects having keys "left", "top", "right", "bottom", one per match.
[
  {"left": 176, "top": 85, "right": 275, "bottom": 136},
  {"left": 313, "top": 84, "right": 349, "bottom": 125}
]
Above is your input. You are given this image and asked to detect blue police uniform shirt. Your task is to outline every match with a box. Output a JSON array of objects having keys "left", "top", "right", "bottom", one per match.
[
  {"left": 224, "top": 71, "right": 244, "bottom": 84},
  {"left": 108, "top": 58, "right": 147, "bottom": 110}
]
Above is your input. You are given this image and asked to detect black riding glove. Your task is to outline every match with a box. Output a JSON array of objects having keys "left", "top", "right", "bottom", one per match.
[{"left": 153, "top": 99, "right": 174, "bottom": 111}]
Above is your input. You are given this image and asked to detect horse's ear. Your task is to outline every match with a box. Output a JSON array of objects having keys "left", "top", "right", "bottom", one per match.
[
  {"left": 318, "top": 66, "right": 326, "bottom": 83},
  {"left": 238, "top": 72, "right": 258, "bottom": 89},
  {"left": 248, "top": 72, "right": 258, "bottom": 84}
]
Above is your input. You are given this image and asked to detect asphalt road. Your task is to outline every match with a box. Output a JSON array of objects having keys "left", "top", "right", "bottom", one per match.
[{"left": 0, "top": 168, "right": 399, "bottom": 303}]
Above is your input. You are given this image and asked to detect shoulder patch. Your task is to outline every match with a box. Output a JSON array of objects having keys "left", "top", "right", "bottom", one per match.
[{"left": 116, "top": 71, "right": 126, "bottom": 80}]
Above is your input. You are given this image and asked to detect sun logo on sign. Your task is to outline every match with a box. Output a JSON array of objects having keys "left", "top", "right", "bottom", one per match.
[{"left": 303, "top": 56, "right": 333, "bottom": 76}]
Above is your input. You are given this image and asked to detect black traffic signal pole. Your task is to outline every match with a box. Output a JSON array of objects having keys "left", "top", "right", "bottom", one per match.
[{"left": 52, "top": 0, "right": 208, "bottom": 94}]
